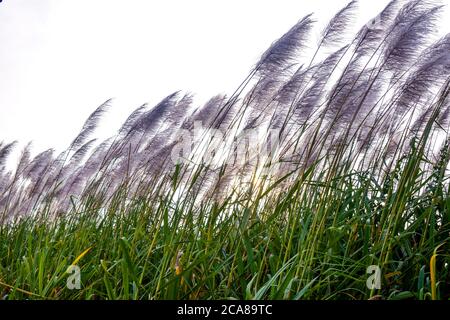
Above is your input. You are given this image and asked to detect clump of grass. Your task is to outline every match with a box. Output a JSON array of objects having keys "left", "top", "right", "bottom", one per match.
[{"left": 0, "top": 0, "right": 450, "bottom": 300}]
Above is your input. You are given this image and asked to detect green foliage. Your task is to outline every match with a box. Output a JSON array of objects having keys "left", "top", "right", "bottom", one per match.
[{"left": 0, "top": 142, "right": 449, "bottom": 300}]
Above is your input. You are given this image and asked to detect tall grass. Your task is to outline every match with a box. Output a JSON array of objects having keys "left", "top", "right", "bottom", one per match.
[{"left": 0, "top": 0, "right": 449, "bottom": 300}]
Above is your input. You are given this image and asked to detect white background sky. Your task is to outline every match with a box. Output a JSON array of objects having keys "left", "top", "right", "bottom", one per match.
[{"left": 1, "top": 0, "right": 450, "bottom": 162}]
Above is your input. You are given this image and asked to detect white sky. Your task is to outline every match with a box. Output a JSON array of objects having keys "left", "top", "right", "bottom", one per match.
[{"left": 1, "top": 0, "right": 450, "bottom": 161}]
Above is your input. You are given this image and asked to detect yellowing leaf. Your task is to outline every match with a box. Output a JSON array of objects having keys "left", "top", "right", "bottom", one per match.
[
  {"left": 71, "top": 247, "right": 92, "bottom": 266},
  {"left": 430, "top": 243, "right": 445, "bottom": 301}
]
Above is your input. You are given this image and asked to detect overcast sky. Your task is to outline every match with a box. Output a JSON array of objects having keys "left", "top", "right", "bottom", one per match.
[{"left": 1, "top": 0, "right": 450, "bottom": 162}]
